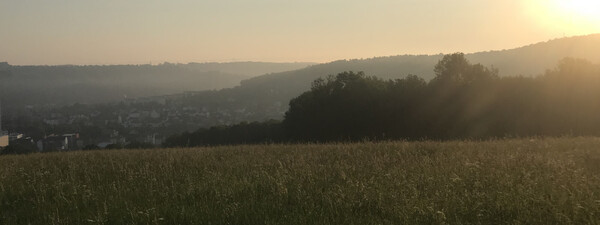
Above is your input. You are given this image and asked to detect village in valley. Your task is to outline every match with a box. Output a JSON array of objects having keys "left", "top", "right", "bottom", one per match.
[{"left": 0, "top": 93, "right": 287, "bottom": 152}]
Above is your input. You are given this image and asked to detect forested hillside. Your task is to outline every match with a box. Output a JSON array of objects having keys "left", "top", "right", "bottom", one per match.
[
  {"left": 171, "top": 34, "right": 600, "bottom": 125},
  {"left": 238, "top": 34, "right": 600, "bottom": 102},
  {"left": 165, "top": 53, "right": 600, "bottom": 146}
]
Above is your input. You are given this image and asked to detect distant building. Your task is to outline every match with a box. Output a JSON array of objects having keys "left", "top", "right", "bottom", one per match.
[
  {"left": 43, "top": 119, "right": 61, "bottom": 125},
  {"left": 97, "top": 141, "right": 113, "bottom": 149},
  {"left": 150, "top": 111, "right": 160, "bottom": 119},
  {"left": 36, "top": 133, "right": 81, "bottom": 152},
  {"left": 9, "top": 133, "right": 23, "bottom": 141},
  {"left": 0, "top": 101, "right": 8, "bottom": 148},
  {"left": 0, "top": 134, "right": 8, "bottom": 149},
  {"left": 144, "top": 133, "right": 161, "bottom": 145},
  {"left": 63, "top": 133, "right": 79, "bottom": 146},
  {"left": 37, "top": 135, "right": 68, "bottom": 152}
]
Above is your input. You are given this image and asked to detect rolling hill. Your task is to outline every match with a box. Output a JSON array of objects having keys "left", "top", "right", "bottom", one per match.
[
  {"left": 172, "top": 34, "right": 600, "bottom": 124},
  {"left": 240, "top": 33, "right": 600, "bottom": 100},
  {"left": 0, "top": 62, "right": 314, "bottom": 108},
  {"left": 6, "top": 34, "right": 600, "bottom": 131}
]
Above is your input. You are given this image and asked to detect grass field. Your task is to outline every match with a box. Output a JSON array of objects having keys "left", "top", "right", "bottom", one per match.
[{"left": 1, "top": 137, "right": 600, "bottom": 224}]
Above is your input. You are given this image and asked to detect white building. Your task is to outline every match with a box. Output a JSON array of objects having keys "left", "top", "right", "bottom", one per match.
[
  {"left": 0, "top": 102, "right": 8, "bottom": 148},
  {"left": 0, "top": 134, "right": 8, "bottom": 148}
]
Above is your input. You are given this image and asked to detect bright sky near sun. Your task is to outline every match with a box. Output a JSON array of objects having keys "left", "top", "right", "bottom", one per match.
[{"left": 0, "top": 0, "right": 599, "bottom": 65}]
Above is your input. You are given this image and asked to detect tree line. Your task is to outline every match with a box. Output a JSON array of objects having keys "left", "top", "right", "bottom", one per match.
[{"left": 164, "top": 53, "right": 600, "bottom": 146}]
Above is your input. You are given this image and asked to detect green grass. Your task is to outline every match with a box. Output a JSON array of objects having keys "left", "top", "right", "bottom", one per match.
[{"left": 1, "top": 137, "right": 600, "bottom": 224}]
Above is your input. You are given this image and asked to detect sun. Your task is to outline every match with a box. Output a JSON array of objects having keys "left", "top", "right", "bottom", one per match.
[
  {"left": 525, "top": 0, "right": 600, "bottom": 35},
  {"left": 553, "top": 0, "right": 600, "bottom": 23}
]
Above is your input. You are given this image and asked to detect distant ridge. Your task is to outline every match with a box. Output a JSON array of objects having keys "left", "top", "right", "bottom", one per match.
[
  {"left": 468, "top": 33, "right": 600, "bottom": 77},
  {"left": 237, "top": 33, "right": 600, "bottom": 100},
  {"left": 0, "top": 62, "right": 314, "bottom": 107}
]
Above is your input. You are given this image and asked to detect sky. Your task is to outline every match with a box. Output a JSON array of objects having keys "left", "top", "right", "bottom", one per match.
[{"left": 1, "top": 0, "right": 599, "bottom": 65}]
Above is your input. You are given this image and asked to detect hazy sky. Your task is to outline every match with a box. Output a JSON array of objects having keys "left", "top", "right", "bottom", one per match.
[{"left": 1, "top": 0, "right": 599, "bottom": 65}]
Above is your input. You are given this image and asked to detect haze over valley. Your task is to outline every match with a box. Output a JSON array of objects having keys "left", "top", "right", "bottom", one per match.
[
  {"left": 0, "top": 62, "right": 313, "bottom": 107},
  {"left": 2, "top": 34, "right": 600, "bottom": 146},
  {"left": 2, "top": 1, "right": 600, "bottom": 224}
]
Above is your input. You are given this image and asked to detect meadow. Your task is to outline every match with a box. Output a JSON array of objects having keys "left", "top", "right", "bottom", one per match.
[{"left": 1, "top": 137, "right": 600, "bottom": 224}]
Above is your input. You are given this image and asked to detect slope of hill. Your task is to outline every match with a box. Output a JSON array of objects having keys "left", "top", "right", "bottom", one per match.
[
  {"left": 0, "top": 62, "right": 314, "bottom": 108},
  {"left": 2, "top": 138, "right": 599, "bottom": 224},
  {"left": 8, "top": 34, "right": 600, "bottom": 134},
  {"left": 184, "top": 62, "right": 316, "bottom": 77},
  {"left": 470, "top": 34, "right": 600, "bottom": 77},
  {"left": 172, "top": 34, "right": 600, "bottom": 125},
  {"left": 242, "top": 33, "right": 600, "bottom": 95}
]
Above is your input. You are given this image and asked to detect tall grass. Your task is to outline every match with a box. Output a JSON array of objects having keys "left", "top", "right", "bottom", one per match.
[{"left": 1, "top": 137, "right": 600, "bottom": 224}]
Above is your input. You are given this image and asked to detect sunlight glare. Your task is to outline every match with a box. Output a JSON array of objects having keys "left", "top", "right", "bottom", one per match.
[
  {"left": 526, "top": 0, "right": 600, "bottom": 35},
  {"left": 555, "top": 0, "right": 600, "bottom": 21},
  {"left": 551, "top": 0, "right": 600, "bottom": 30}
]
